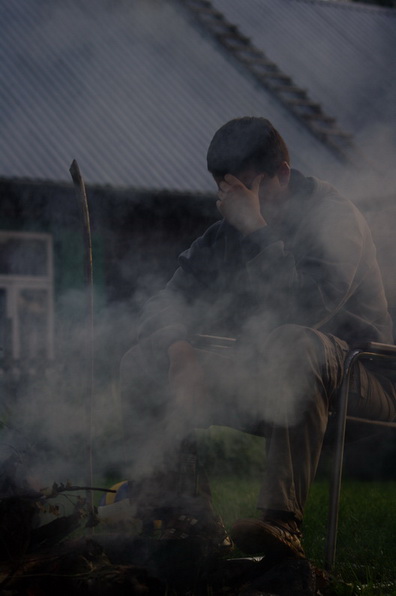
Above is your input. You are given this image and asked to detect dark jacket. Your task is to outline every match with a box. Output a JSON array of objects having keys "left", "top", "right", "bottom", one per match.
[{"left": 138, "top": 171, "right": 393, "bottom": 358}]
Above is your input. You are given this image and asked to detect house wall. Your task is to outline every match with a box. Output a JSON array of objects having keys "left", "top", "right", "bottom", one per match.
[
  {"left": 0, "top": 179, "right": 219, "bottom": 375},
  {"left": 1, "top": 177, "right": 396, "bottom": 378}
]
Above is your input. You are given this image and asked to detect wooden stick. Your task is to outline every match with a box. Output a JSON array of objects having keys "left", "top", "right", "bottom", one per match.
[{"left": 69, "top": 160, "right": 94, "bottom": 514}]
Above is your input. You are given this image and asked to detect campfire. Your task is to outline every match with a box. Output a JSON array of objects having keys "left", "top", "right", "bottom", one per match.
[{"left": 0, "top": 459, "right": 335, "bottom": 596}]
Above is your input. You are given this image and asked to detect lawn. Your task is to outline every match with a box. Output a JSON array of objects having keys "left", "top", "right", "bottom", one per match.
[
  {"left": 203, "top": 425, "right": 396, "bottom": 596},
  {"left": 210, "top": 475, "right": 396, "bottom": 594}
]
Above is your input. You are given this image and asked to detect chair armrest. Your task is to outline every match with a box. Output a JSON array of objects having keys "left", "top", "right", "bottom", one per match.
[
  {"left": 191, "top": 334, "right": 237, "bottom": 350},
  {"left": 358, "top": 341, "right": 396, "bottom": 356}
]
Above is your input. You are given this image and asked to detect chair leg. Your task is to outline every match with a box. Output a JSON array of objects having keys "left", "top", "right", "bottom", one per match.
[{"left": 325, "top": 349, "right": 362, "bottom": 570}]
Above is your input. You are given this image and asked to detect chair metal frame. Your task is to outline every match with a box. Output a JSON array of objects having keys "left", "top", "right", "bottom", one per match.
[{"left": 325, "top": 341, "right": 396, "bottom": 570}]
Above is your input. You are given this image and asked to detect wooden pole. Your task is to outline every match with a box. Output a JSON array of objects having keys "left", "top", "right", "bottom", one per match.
[{"left": 69, "top": 160, "right": 94, "bottom": 514}]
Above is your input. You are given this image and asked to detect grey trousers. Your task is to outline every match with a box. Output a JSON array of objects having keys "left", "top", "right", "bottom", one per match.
[{"left": 120, "top": 324, "right": 396, "bottom": 521}]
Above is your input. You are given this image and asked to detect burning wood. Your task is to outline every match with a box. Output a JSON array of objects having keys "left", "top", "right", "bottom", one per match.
[
  {"left": 0, "top": 451, "right": 335, "bottom": 594},
  {"left": 0, "top": 484, "right": 334, "bottom": 594}
]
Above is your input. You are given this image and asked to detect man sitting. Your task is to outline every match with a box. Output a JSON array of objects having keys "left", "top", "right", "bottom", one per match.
[{"left": 121, "top": 117, "right": 396, "bottom": 559}]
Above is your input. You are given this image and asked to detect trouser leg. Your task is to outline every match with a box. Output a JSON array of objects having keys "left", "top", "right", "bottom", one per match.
[
  {"left": 254, "top": 325, "right": 346, "bottom": 521},
  {"left": 119, "top": 343, "right": 171, "bottom": 478},
  {"left": 119, "top": 343, "right": 234, "bottom": 552},
  {"left": 120, "top": 342, "right": 210, "bottom": 497},
  {"left": 255, "top": 324, "right": 396, "bottom": 522}
]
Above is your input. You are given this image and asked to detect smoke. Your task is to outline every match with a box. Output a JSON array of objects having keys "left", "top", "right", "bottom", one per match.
[
  {"left": 2, "top": 165, "right": 396, "bottom": 499},
  {"left": 1, "top": 0, "right": 396, "bottom": 509},
  {"left": 0, "top": 284, "right": 139, "bottom": 489}
]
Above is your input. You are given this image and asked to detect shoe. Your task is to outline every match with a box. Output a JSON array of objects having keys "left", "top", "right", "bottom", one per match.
[{"left": 230, "top": 517, "right": 305, "bottom": 560}]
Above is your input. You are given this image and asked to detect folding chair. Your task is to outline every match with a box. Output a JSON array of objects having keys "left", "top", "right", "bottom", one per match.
[{"left": 325, "top": 341, "right": 396, "bottom": 571}]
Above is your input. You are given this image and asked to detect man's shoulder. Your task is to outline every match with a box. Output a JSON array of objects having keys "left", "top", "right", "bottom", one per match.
[
  {"left": 301, "top": 174, "right": 341, "bottom": 202},
  {"left": 290, "top": 171, "right": 346, "bottom": 214},
  {"left": 178, "top": 219, "right": 225, "bottom": 264},
  {"left": 289, "top": 173, "right": 371, "bottom": 246},
  {"left": 202, "top": 219, "right": 225, "bottom": 239},
  {"left": 303, "top": 175, "right": 363, "bottom": 220},
  {"left": 194, "top": 218, "right": 240, "bottom": 248}
]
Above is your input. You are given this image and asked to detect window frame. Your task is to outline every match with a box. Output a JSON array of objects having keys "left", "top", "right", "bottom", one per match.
[{"left": 0, "top": 231, "right": 54, "bottom": 361}]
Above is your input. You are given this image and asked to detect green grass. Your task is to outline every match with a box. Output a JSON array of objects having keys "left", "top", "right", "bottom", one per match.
[
  {"left": 308, "top": 480, "right": 396, "bottom": 595},
  {"left": 208, "top": 473, "right": 396, "bottom": 595},
  {"left": 195, "top": 426, "right": 396, "bottom": 594}
]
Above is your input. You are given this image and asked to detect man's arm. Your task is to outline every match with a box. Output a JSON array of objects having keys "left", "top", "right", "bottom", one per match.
[
  {"left": 167, "top": 340, "right": 207, "bottom": 425},
  {"left": 136, "top": 221, "right": 225, "bottom": 363}
]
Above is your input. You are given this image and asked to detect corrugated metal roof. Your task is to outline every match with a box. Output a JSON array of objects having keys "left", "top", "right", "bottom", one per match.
[
  {"left": 182, "top": 0, "right": 360, "bottom": 164},
  {"left": 2, "top": 0, "right": 395, "bottom": 195},
  {"left": 0, "top": 0, "right": 351, "bottom": 193},
  {"left": 212, "top": 0, "right": 396, "bottom": 184}
]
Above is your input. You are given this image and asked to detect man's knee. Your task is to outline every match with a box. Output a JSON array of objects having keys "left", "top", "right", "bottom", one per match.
[
  {"left": 263, "top": 324, "right": 327, "bottom": 371},
  {"left": 256, "top": 325, "right": 334, "bottom": 423}
]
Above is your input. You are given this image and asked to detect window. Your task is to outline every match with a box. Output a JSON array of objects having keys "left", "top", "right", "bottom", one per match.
[{"left": 0, "top": 232, "right": 54, "bottom": 362}]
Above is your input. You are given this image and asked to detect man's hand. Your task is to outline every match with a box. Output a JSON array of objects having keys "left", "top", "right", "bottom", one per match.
[
  {"left": 167, "top": 341, "right": 207, "bottom": 427},
  {"left": 217, "top": 174, "right": 267, "bottom": 235}
]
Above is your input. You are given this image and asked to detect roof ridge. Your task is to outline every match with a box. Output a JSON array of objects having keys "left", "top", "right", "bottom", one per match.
[
  {"left": 178, "top": 0, "right": 361, "bottom": 165},
  {"left": 285, "top": 0, "right": 396, "bottom": 15},
  {"left": 0, "top": 176, "right": 216, "bottom": 197}
]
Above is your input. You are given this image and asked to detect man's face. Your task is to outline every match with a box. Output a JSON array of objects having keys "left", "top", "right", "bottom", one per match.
[
  {"left": 235, "top": 168, "right": 283, "bottom": 206},
  {"left": 212, "top": 162, "right": 291, "bottom": 230},
  {"left": 214, "top": 163, "right": 291, "bottom": 224}
]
